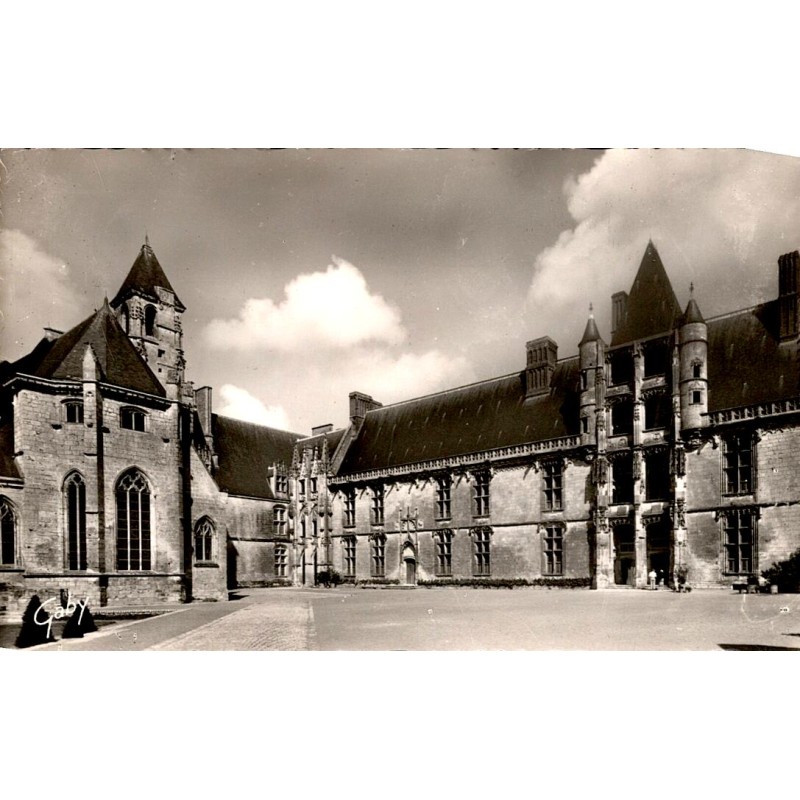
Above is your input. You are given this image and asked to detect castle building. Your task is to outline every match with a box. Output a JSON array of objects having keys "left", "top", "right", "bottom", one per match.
[
  {"left": 291, "top": 242, "right": 800, "bottom": 590},
  {"left": 2, "top": 239, "right": 799, "bottom": 615},
  {"left": 0, "top": 241, "right": 300, "bottom": 616}
]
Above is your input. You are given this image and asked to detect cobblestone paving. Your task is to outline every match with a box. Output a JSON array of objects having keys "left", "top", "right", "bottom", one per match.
[{"left": 150, "top": 592, "right": 311, "bottom": 650}]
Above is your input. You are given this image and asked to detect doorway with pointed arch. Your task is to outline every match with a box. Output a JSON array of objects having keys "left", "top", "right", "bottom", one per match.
[{"left": 402, "top": 540, "right": 417, "bottom": 586}]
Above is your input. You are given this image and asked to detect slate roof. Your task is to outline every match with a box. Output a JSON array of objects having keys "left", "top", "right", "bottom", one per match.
[
  {"left": 296, "top": 428, "right": 347, "bottom": 456},
  {"left": 707, "top": 300, "right": 800, "bottom": 412},
  {"left": 611, "top": 242, "right": 682, "bottom": 346},
  {"left": 110, "top": 241, "right": 185, "bottom": 311},
  {"left": 212, "top": 414, "right": 303, "bottom": 499},
  {"left": 0, "top": 302, "right": 165, "bottom": 397},
  {"left": 337, "top": 359, "right": 581, "bottom": 475}
]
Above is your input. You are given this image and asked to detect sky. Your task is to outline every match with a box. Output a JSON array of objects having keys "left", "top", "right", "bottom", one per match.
[{"left": 2, "top": 148, "right": 800, "bottom": 434}]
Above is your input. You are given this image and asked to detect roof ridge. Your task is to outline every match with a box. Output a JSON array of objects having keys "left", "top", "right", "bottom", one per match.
[
  {"left": 361, "top": 355, "right": 580, "bottom": 414},
  {"left": 705, "top": 302, "right": 768, "bottom": 323},
  {"left": 212, "top": 412, "right": 304, "bottom": 439}
]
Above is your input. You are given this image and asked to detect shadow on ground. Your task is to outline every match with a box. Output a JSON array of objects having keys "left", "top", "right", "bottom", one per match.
[{"left": 718, "top": 643, "right": 800, "bottom": 651}]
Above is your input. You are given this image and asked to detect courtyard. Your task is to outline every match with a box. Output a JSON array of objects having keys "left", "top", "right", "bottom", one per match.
[{"left": 7, "top": 585, "right": 800, "bottom": 651}]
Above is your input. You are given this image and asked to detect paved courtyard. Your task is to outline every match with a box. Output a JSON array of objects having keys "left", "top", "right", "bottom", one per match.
[{"left": 9, "top": 585, "right": 800, "bottom": 651}]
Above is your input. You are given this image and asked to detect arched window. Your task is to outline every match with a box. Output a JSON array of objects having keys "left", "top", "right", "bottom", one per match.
[
  {"left": 121, "top": 304, "right": 130, "bottom": 334},
  {"left": 116, "top": 469, "right": 151, "bottom": 570},
  {"left": 0, "top": 497, "right": 18, "bottom": 566},
  {"left": 63, "top": 400, "right": 84, "bottom": 424},
  {"left": 64, "top": 472, "right": 87, "bottom": 570},
  {"left": 194, "top": 517, "right": 215, "bottom": 562},
  {"left": 144, "top": 304, "right": 157, "bottom": 337},
  {"left": 120, "top": 407, "right": 147, "bottom": 432}
]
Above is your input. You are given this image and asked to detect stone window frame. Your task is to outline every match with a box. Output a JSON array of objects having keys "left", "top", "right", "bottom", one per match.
[
  {"left": 274, "top": 543, "right": 288, "bottom": 577},
  {"left": 342, "top": 534, "right": 357, "bottom": 578},
  {"left": 275, "top": 473, "right": 289, "bottom": 496},
  {"left": 0, "top": 496, "right": 19, "bottom": 567},
  {"left": 690, "top": 390, "right": 703, "bottom": 405},
  {"left": 542, "top": 459, "right": 564, "bottom": 512},
  {"left": 471, "top": 525, "right": 492, "bottom": 577},
  {"left": 434, "top": 528, "right": 454, "bottom": 576},
  {"left": 643, "top": 448, "right": 671, "bottom": 502},
  {"left": 63, "top": 399, "right": 84, "bottom": 425},
  {"left": 144, "top": 303, "right": 157, "bottom": 338},
  {"left": 609, "top": 451, "right": 634, "bottom": 505},
  {"left": 435, "top": 474, "right": 452, "bottom": 520},
  {"left": 194, "top": 516, "right": 216, "bottom": 564},
  {"left": 542, "top": 523, "right": 565, "bottom": 576},
  {"left": 63, "top": 471, "right": 87, "bottom": 571},
  {"left": 721, "top": 432, "right": 754, "bottom": 496},
  {"left": 115, "top": 468, "right": 153, "bottom": 571},
  {"left": 370, "top": 484, "right": 385, "bottom": 527},
  {"left": 719, "top": 507, "right": 758, "bottom": 576},
  {"left": 273, "top": 505, "right": 288, "bottom": 537},
  {"left": 370, "top": 532, "right": 386, "bottom": 577},
  {"left": 342, "top": 488, "right": 356, "bottom": 528},
  {"left": 120, "top": 406, "right": 147, "bottom": 433},
  {"left": 472, "top": 471, "right": 491, "bottom": 518}
]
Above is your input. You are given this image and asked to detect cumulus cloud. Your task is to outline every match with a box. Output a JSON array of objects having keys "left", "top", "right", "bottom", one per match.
[
  {"left": 528, "top": 149, "right": 800, "bottom": 353},
  {"left": 0, "top": 229, "right": 83, "bottom": 357},
  {"left": 204, "top": 256, "right": 404, "bottom": 351},
  {"left": 216, "top": 384, "right": 292, "bottom": 430}
]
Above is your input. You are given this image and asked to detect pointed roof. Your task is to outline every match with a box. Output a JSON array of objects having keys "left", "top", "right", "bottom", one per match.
[
  {"left": 611, "top": 241, "right": 682, "bottom": 346},
  {"left": 110, "top": 241, "right": 185, "bottom": 311},
  {"left": 579, "top": 304, "right": 602, "bottom": 345},
  {"left": 683, "top": 284, "right": 705, "bottom": 324},
  {"left": 2, "top": 301, "right": 165, "bottom": 396}
]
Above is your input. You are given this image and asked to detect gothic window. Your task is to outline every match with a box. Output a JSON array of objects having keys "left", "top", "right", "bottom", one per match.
[
  {"left": 610, "top": 351, "right": 633, "bottom": 386},
  {"left": 435, "top": 475, "right": 451, "bottom": 519},
  {"left": 542, "top": 525, "right": 564, "bottom": 576},
  {"left": 273, "top": 506, "right": 287, "bottom": 536},
  {"left": 611, "top": 454, "right": 634, "bottom": 504},
  {"left": 64, "top": 400, "right": 84, "bottom": 424},
  {"left": 723, "top": 433, "right": 753, "bottom": 495},
  {"left": 371, "top": 485, "right": 384, "bottom": 526},
  {"left": 435, "top": 529, "right": 453, "bottom": 576},
  {"left": 120, "top": 407, "right": 147, "bottom": 432},
  {"left": 472, "top": 527, "right": 491, "bottom": 576},
  {"left": 473, "top": 471, "right": 491, "bottom": 517},
  {"left": 371, "top": 533, "right": 386, "bottom": 577},
  {"left": 144, "top": 304, "right": 157, "bottom": 337},
  {"left": 723, "top": 510, "right": 755, "bottom": 574},
  {"left": 542, "top": 461, "right": 563, "bottom": 511},
  {"left": 64, "top": 472, "right": 87, "bottom": 570},
  {"left": 274, "top": 544, "right": 288, "bottom": 577},
  {"left": 0, "top": 497, "right": 18, "bottom": 566},
  {"left": 611, "top": 400, "right": 633, "bottom": 436},
  {"left": 298, "top": 478, "right": 306, "bottom": 496},
  {"left": 644, "top": 450, "right": 670, "bottom": 501},
  {"left": 343, "top": 535, "right": 357, "bottom": 578},
  {"left": 194, "top": 517, "right": 214, "bottom": 562},
  {"left": 275, "top": 474, "right": 288, "bottom": 495},
  {"left": 116, "top": 469, "right": 151, "bottom": 571},
  {"left": 643, "top": 340, "right": 669, "bottom": 378},
  {"left": 343, "top": 488, "right": 356, "bottom": 528}
]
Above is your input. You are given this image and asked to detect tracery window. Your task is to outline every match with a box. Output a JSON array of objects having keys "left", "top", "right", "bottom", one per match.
[
  {"left": 371, "top": 533, "right": 386, "bottom": 577},
  {"left": 194, "top": 517, "right": 214, "bottom": 562},
  {"left": 542, "top": 525, "right": 564, "bottom": 576},
  {"left": 435, "top": 529, "right": 453, "bottom": 576},
  {"left": 116, "top": 469, "right": 151, "bottom": 570},
  {"left": 542, "top": 461, "right": 563, "bottom": 511},
  {"left": 473, "top": 471, "right": 490, "bottom": 517},
  {"left": 472, "top": 527, "right": 491, "bottom": 576},
  {"left": 371, "top": 485, "right": 385, "bottom": 526},
  {"left": 64, "top": 472, "right": 87, "bottom": 570},
  {"left": 120, "top": 407, "right": 146, "bottom": 432},
  {"left": 0, "top": 497, "right": 18, "bottom": 566},
  {"left": 343, "top": 535, "right": 357, "bottom": 578},
  {"left": 435, "top": 475, "right": 451, "bottom": 519},
  {"left": 64, "top": 400, "right": 84, "bottom": 424},
  {"left": 723, "top": 433, "right": 753, "bottom": 495}
]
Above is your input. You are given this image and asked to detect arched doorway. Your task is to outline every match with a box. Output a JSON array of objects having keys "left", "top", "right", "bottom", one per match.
[
  {"left": 226, "top": 536, "right": 238, "bottom": 590},
  {"left": 646, "top": 522, "right": 670, "bottom": 586},
  {"left": 402, "top": 542, "right": 417, "bottom": 586}
]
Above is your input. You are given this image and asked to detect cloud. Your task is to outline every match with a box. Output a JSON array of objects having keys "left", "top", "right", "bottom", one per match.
[
  {"left": 0, "top": 229, "right": 83, "bottom": 356},
  {"left": 527, "top": 149, "right": 800, "bottom": 353},
  {"left": 204, "top": 256, "right": 404, "bottom": 351},
  {"left": 216, "top": 384, "right": 292, "bottom": 429}
]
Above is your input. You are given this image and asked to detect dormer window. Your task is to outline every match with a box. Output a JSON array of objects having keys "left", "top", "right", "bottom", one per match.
[
  {"left": 64, "top": 400, "right": 84, "bottom": 424},
  {"left": 275, "top": 474, "right": 288, "bottom": 495},
  {"left": 120, "top": 407, "right": 147, "bottom": 432}
]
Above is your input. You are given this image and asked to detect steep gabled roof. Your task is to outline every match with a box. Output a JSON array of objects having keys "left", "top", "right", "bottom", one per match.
[
  {"left": 707, "top": 300, "right": 800, "bottom": 412},
  {"left": 212, "top": 415, "right": 303, "bottom": 499},
  {"left": 110, "top": 241, "right": 185, "bottom": 311},
  {"left": 1, "top": 302, "right": 165, "bottom": 397},
  {"left": 337, "top": 360, "right": 581, "bottom": 475},
  {"left": 611, "top": 241, "right": 682, "bottom": 346}
]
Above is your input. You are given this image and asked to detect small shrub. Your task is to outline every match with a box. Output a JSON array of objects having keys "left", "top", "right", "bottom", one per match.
[
  {"left": 316, "top": 569, "right": 342, "bottom": 588},
  {"left": 762, "top": 548, "right": 800, "bottom": 593}
]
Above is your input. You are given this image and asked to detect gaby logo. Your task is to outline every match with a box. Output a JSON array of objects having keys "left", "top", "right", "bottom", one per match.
[{"left": 34, "top": 592, "right": 89, "bottom": 640}]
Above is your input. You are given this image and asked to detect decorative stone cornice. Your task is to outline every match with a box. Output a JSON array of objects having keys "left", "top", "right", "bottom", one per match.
[
  {"left": 329, "top": 434, "right": 583, "bottom": 486},
  {"left": 708, "top": 397, "right": 800, "bottom": 426}
]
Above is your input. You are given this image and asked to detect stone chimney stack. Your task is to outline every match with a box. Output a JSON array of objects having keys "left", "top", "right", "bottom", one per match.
[
  {"left": 525, "top": 337, "right": 558, "bottom": 398},
  {"left": 611, "top": 291, "right": 628, "bottom": 337},
  {"left": 349, "top": 392, "right": 382, "bottom": 425},
  {"left": 778, "top": 250, "right": 800, "bottom": 341},
  {"left": 195, "top": 386, "right": 213, "bottom": 438}
]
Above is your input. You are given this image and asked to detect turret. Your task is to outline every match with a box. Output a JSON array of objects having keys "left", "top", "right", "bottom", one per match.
[
  {"left": 578, "top": 305, "right": 605, "bottom": 443},
  {"left": 678, "top": 285, "right": 708, "bottom": 430}
]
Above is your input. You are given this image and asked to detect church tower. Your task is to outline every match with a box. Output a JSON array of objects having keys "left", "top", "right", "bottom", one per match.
[{"left": 110, "top": 238, "right": 187, "bottom": 400}]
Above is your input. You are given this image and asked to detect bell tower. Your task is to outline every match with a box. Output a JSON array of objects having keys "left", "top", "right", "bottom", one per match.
[{"left": 110, "top": 237, "right": 187, "bottom": 400}]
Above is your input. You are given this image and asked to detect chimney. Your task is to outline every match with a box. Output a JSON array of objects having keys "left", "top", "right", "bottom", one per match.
[
  {"left": 778, "top": 250, "right": 800, "bottom": 341},
  {"left": 195, "top": 386, "right": 213, "bottom": 438},
  {"left": 611, "top": 291, "right": 628, "bottom": 337},
  {"left": 44, "top": 327, "right": 64, "bottom": 341},
  {"left": 312, "top": 423, "right": 334, "bottom": 436},
  {"left": 525, "top": 336, "right": 558, "bottom": 398},
  {"left": 349, "top": 391, "right": 382, "bottom": 425}
]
